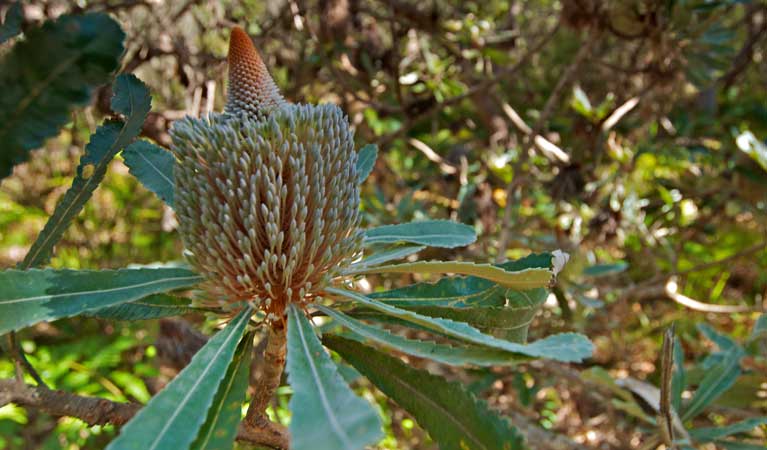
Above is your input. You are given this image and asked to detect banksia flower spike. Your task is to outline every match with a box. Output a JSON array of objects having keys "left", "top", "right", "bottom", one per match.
[{"left": 170, "top": 27, "right": 362, "bottom": 320}]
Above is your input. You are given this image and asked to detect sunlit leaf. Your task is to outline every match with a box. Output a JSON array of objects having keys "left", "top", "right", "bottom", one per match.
[
  {"left": 122, "top": 140, "right": 176, "bottom": 207},
  {"left": 0, "top": 12, "right": 124, "bottom": 178},
  {"left": 20, "top": 74, "right": 152, "bottom": 268},
  {"left": 363, "top": 220, "right": 476, "bottom": 248},
  {"left": 107, "top": 307, "right": 252, "bottom": 450},
  {"left": 368, "top": 253, "right": 552, "bottom": 308},
  {"left": 327, "top": 336, "right": 525, "bottom": 450},
  {"left": 346, "top": 260, "right": 552, "bottom": 290},
  {"left": 0, "top": 267, "right": 203, "bottom": 334},
  {"left": 286, "top": 304, "right": 382, "bottom": 450},
  {"left": 327, "top": 288, "right": 592, "bottom": 362}
]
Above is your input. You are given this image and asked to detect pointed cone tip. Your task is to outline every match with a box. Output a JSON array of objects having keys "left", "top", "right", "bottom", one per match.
[
  {"left": 226, "top": 26, "right": 287, "bottom": 115},
  {"left": 228, "top": 26, "right": 262, "bottom": 66}
]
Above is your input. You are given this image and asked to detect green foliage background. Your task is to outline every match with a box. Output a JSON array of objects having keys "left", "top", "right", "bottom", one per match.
[{"left": 1, "top": 0, "right": 766, "bottom": 448}]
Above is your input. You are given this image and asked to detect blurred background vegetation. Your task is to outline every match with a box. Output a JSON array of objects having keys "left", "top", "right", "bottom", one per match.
[{"left": 1, "top": 0, "right": 765, "bottom": 448}]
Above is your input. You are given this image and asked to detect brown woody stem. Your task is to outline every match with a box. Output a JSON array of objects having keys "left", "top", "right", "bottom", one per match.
[{"left": 244, "top": 320, "right": 288, "bottom": 428}]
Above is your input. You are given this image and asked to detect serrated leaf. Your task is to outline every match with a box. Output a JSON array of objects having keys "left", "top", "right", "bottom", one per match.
[
  {"left": 351, "top": 245, "right": 425, "bottom": 269},
  {"left": 0, "top": 12, "right": 124, "bottom": 178},
  {"left": 326, "top": 336, "right": 525, "bottom": 450},
  {"left": 287, "top": 304, "right": 382, "bottom": 450},
  {"left": 690, "top": 416, "right": 767, "bottom": 442},
  {"left": 20, "top": 74, "right": 152, "bottom": 268},
  {"left": 87, "top": 294, "right": 194, "bottom": 320},
  {"left": 190, "top": 331, "right": 255, "bottom": 450},
  {"left": 317, "top": 305, "right": 529, "bottom": 366},
  {"left": 363, "top": 220, "right": 476, "bottom": 248},
  {"left": 346, "top": 260, "right": 552, "bottom": 290},
  {"left": 0, "top": 2, "right": 23, "bottom": 44},
  {"left": 401, "top": 288, "right": 547, "bottom": 342},
  {"left": 356, "top": 144, "right": 377, "bottom": 183},
  {"left": 327, "top": 288, "right": 592, "bottom": 362},
  {"left": 107, "top": 307, "right": 253, "bottom": 450},
  {"left": 681, "top": 349, "right": 742, "bottom": 421},
  {"left": 0, "top": 267, "right": 203, "bottom": 334},
  {"left": 368, "top": 253, "right": 552, "bottom": 308},
  {"left": 122, "top": 140, "right": 175, "bottom": 207}
]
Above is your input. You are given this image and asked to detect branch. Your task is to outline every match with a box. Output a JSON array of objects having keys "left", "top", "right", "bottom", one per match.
[
  {"left": 0, "top": 377, "right": 289, "bottom": 448},
  {"left": 0, "top": 379, "right": 141, "bottom": 426},
  {"left": 244, "top": 320, "right": 287, "bottom": 428}
]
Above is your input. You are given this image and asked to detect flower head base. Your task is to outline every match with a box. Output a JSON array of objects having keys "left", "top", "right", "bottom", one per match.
[{"left": 170, "top": 28, "right": 361, "bottom": 318}]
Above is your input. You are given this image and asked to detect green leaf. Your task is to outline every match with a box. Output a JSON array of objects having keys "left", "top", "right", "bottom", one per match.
[
  {"left": 326, "top": 336, "right": 525, "bottom": 450},
  {"left": 0, "top": 2, "right": 23, "bottom": 44},
  {"left": 671, "top": 337, "right": 686, "bottom": 413},
  {"left": 190, "top": 331, "right": 255, "bottom": 450},
  {"left": 317, "top": 305, "right": 530, "bottom": 366},
  {"left": 0, "top": 267, "right": 202, "bottom": 335},
  {"left": 346, "top": 260, "right": 552, "bottom": 290},
  {"left": 681, "top": 349, "right": 742, "bottom": 421},
  {"left": 86, "top": 294, "right": 194, "bottom": 320},
  {"left": 363, "top": 220, "right": 476, "bottom": 248},
  {"left": 690, "top": 417, "right": 767, "bottom": 442},
  {"left": 367, "top": 253, "right": 553, "bottom": 308},
  {"left": 401, "top": 288, "right": 547, "bottom": 342},
  {"left": 356, "top": 144, "right": 377, "bottom": 183},
  {"left": 714, "top": 440, "right": 767, "bottom": 450},
  {"left": 352, "top": 245, "right": 425, "bottom": 269},
  {"left": 20, "top": 74, "right": 152, "bottom": 268},
  {"left": 327, "top": 288, "right": 592, "bottom": 362},
  {"left": 107, "top": 307, "right": 253, "bottom": 450},
  {"left": 122, "top": 140, "right": 176, "bottom": 207},
  {"left": 0, "top": 12, "right": 124, "bottom": 179},
  {"left": 370, "top": 273, "right": 506, "bottom": 307},
  {"left": 582, "top": 262, "right": 629, "bottom": 277},
  {"left": 286, "top": 304, "right": 382, "bottom": 450}
]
